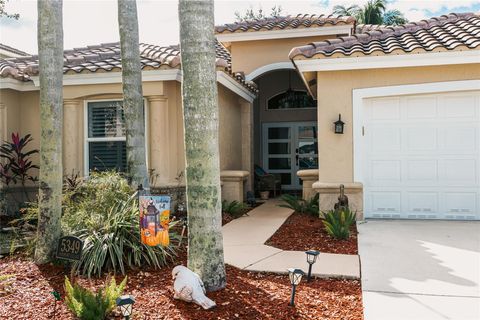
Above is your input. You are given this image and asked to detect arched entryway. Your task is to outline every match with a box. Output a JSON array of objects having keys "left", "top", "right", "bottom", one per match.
[{"left": 253, "top": 69, "right": 318, "bottom": 192}]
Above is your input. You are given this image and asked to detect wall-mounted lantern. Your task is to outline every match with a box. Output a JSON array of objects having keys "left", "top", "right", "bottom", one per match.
[{"left": 334, "top": 114, "right": 345, "bottom": 134}]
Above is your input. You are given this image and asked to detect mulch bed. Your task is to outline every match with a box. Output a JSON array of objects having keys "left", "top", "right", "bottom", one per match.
[
  {"left": 265, "top": 212, "right": 358, "bottom": 255},
  {"left": 0, "top": 246, "right": 362, "bottom": 320}
]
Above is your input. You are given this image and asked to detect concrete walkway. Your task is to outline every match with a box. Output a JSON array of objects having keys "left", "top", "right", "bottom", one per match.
[
  {"left": 223, "top": 199, "right": 360, "bottom": 279},
  {"left": 358, "top": 220, "right": 480, "bottom": 320}
]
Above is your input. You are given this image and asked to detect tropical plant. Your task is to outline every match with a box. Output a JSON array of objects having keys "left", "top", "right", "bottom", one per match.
[
  {"left": 322, "top": 208, "right": 356, "bottom": 240},
  {"left": 179, "top": 0, "right": 226, "bottom": 291},
  {"left": 118, "top": 0, "right": 149, "bottom": 189},
  {"left": 333, "top": 0, "right": 408, "bottom": 26},
  {"left": 222, "top": 200, "right": 247, "bottom": 218},
  {"left": 382, "top": 9, "right": 408, "bottom": 25},
  {"left": 235, "top": 5, "right": 283, "bottom": 22},
  {"left": 35, "top": 0, "right": 64, "bottom": 264},
  {"left": 64, "top": 276, "right": 127, "bottom": 320},
  {"left": 279, "top": 193, "right": 319, "bottom": 216},
  {"left": 0, "top": 133, "right": 39, "bottom": 187}
]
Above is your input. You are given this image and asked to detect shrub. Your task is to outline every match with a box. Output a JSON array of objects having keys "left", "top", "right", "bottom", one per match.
[
  {"left": 278, "top": 193, "right": 319, "bottom": 216},
  {"left": 222, "top": 200, "right": 247, "bottom": 218},
  {"left": 64, "top": 276, "right": 127, "bottom": 320},
  {"left": 322, "top": 208, "right": 356, "bottom": 240},
  {"left": 23, "top": 171, "right": 179, "bottom": 277}
]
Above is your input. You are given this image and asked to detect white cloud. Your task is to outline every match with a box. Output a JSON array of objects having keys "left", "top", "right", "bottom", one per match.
[{"left": 0, "top": 0, "right": 478, "bottom": 55}]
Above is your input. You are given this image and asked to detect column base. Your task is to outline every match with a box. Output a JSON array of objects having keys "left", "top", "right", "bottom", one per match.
[{"left": 312, "top": 182, "right": 364, "bottom": 220}]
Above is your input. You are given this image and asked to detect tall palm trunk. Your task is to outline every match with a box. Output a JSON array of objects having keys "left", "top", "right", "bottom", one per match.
[
  {"left": 118, "top": 0, "right": 149, "bottom": 189},
  {"left": 179, "top": 0, "right": 226, "bottom": 291},
  {"left": 35, "top": 0, "right": 63, "bottom": 264}
]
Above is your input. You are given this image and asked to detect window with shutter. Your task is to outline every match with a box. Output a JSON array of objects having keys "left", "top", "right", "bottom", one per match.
[{"left": 86, "top": 101, "right": 127, "bottom": 172}]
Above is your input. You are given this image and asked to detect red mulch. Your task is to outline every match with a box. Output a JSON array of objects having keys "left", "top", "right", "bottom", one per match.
[
  {"left": 265, "top": 212, "right": 358, "bottom": 255},
  {"left": 0, "top": 246, "right": 362, "bottom": 320}
]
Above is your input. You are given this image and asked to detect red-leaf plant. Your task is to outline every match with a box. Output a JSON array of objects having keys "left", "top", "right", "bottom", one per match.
[{"left": 0, "top": 133, "right": 39, "bottom": 201}]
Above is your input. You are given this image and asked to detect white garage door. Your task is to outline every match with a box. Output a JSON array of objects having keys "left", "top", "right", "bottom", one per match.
[{"left": 362, "top": 91, "right": 480, "bottom": 220}]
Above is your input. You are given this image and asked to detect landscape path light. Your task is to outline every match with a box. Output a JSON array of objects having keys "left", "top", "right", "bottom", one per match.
[
  {"left": 116, "top": 295, "right": 135, "bottom": 320},
  {"left": 305, "top": 250, "right": 320, "bottom": 282},
  {"left": 287, "top": 268, "right": 305, "bottom": 306}
]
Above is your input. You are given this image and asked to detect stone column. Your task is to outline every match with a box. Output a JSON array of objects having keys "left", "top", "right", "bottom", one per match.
[
  {"left": 63, "top": 99, "right": 82, "bottom": 175},
  {"left": 297, "top": 169, "right": 319, "bottom": 200},
  {"left": 147, "top": 96, "right": 170, "bottom": 186},
  {"left": 220, "top": 170, "right": 249, "bottom": 202},
  {"left": 240, "top": 100, "right": 253, "bottom": 193}
]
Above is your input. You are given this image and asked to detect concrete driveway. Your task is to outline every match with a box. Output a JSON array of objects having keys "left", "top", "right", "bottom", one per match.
[{"left": 358, "top": 220, "right": 480, "bottom": 320}]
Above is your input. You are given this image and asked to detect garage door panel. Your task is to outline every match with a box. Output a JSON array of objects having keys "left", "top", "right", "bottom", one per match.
[
  {"left": 406, "top": 127, "right": 437, "bottom": 151},
  {"left": 441, "top": 159, "right": 477, "bottom": 184},
  {"left": 362, "top": 90, "right": 480, "bottom": 220},
  {"left": 439, "top": 95, "right": 477, "bottom": 118},
  {"left": 407, "top": 160, "right": 438, "bottom": 181},
  {"left": 405, "top": 96, "right": 437, "bottom": 119},
  {"left": 371, "top": 127, "right": 401, "bottom": 152},
  {"left": 440, "top": 127, "right": 478, "bottom": 152}
]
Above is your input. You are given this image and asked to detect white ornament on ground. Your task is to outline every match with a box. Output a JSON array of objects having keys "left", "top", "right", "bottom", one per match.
[{"left": 172, "top": 265, "right": 217, "bottom": 310}]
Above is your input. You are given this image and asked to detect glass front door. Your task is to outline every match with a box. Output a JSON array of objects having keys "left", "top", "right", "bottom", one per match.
[{"left": 262, "top": 122, "right": 318, "bottom": 190}]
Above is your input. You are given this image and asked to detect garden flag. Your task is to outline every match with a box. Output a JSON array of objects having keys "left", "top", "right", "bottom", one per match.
[{"left": 139, "top": 196, "right": 171, "bottom": 246}]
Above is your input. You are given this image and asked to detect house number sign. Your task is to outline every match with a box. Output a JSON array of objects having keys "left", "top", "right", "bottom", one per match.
[{"left": 56, "top": 236, "right": 83, "bottom": 261}]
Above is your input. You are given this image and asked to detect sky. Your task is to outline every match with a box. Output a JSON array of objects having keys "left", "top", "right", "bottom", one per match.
[{"left": 1, "top": 0, "right": 479, "bottom": 55}]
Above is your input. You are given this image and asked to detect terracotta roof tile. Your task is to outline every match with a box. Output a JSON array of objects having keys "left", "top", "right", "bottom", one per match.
[
  {"left": 0, "top": 41, "right": 257, "bottom": 93},
  {"left": 290, "top": 13, "right": 480, "bottom": 60},
  {"left": 215, "top": 14, "right": 355, "bottom": 34}
]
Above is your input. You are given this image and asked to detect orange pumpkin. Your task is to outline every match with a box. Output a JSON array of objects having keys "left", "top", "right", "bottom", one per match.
[{"left": 159, "top": 229, "right": 169, "bottom": 247}]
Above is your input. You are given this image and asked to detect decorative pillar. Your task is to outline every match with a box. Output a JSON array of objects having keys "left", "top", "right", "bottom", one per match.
[
  {"left": 297, "top": 169, "right": 319, "bottom": 201},
  {"left": 63, "top": 99, "right": 82, "bottom": 175},
  {"left": 313, "top": 182, "right": 364, "bottom": 220},
  {"left": 240, "top": 100, "right": 253, "bottom": 193},
  {"left": 147, "top": 96, "right": 170, "bottom": 186}
]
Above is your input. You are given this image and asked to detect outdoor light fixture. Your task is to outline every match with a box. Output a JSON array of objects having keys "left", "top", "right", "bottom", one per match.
[
  {"left": 287, "top": 268, "right": 305, "bottom": 306},
  {"left": 116, "top": 295, "right": 135, "bottom": 320},
  {"left": 305, "top": 250, "right": 320, "bottom": 282},
  {"left": 334, "top": 114, "right": 345, "bottom": 134}
]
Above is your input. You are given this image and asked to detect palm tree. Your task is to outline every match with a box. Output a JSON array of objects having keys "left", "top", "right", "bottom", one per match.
[
  {"left": 178, "top": 0, "right": 226, "bottom": 291},
  {"left": 334, "top": 0, "right": 408, "bottom": 26},
  {"left": 118, "top": 0, "right": 149, "bottom": 189},
  {"left": 382, "top": 9, "right": 408, "bottom": 25},
  {"left": 35, "top": 0, "right": 63, "bottom": 264}
]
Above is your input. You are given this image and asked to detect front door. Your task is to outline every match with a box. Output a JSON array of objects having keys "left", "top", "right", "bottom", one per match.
[{"left": 263, "top": 122, "right": 318, "bottom": 190}]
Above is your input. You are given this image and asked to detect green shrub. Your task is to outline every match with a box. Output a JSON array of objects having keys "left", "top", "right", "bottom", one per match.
[
  {"left": 322, "top": 208, "right": 356, "bottom": 240},
  {"left": 222, "top": 200, "right": 247, "bottom": 218},
  {"left": 23, "top": 171, "right": 179, "bottom": 277},
  {"left": 64, "top": 276, "right": 127, "bottom": 320},
  {"left": 279, "top": 193, "right": 319, "bottom": 216}
]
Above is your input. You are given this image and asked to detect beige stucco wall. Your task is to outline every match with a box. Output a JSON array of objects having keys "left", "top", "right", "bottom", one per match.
[
  {"left": 316, "top": 63, "right": 480, "bottom": 183},
  {"left": 0, "top": 75, "right": 252, "bottom": 189},
  {"left": 229, "top": 35, "right": 335, "bottom": 75}
]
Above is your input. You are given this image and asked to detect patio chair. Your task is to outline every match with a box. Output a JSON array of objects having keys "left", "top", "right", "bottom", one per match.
[{"left": 254, "top": 164, "right": 282, "bottom": 197}]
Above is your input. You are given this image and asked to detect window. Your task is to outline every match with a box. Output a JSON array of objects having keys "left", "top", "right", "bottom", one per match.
[
  {"left": 267, "top": 90, "right": 316, "bottom": 110},
  {"left": 86, "top": 100, "right": 127, "bottom": 172}
]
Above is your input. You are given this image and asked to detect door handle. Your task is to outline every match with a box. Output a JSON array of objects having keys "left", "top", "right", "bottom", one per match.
[{"left": 295, "top": 154, "right": 299, "bottom": 166}]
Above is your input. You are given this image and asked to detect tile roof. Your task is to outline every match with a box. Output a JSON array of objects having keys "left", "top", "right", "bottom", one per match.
[
  {"left": 289, "top": 13, "right": 480, "bottom": 60},
  {"left": 0, "top": 43, "right": 30, "bottom": 57},
  {"left": 215, "top": 14, "right": 355, "bottom": 33},
  {"left": 0, "top": 41, "right": 257, "bottom": 93}
]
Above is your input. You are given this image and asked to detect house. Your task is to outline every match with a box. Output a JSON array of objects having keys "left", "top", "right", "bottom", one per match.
[{"left": 0, "top": 13, "right": 479, "bottom": 220}]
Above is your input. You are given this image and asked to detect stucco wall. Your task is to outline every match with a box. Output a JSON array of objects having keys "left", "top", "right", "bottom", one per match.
[
  {"left": 0, "top": 77, "right": 251, "bottom": 187},
  {"left": 218, "top": 84, "right": 243, "bottom": 170},
  {"left": 230, "top": 35, "right": 335, "bottom": 75},
  {"left": 316, "top": 63, "right": 480, "bottom": 183}
]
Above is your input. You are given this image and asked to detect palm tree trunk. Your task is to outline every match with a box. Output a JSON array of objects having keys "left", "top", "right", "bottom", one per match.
[
  {"left": 179, "top": 0, "right": 226, "bottom": 291},
  {"left": 35, "top": 0, "right": 63, "bottom": 264},
  {"left": 118, "top": 0, "right": 149, "bottom": 189}
]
